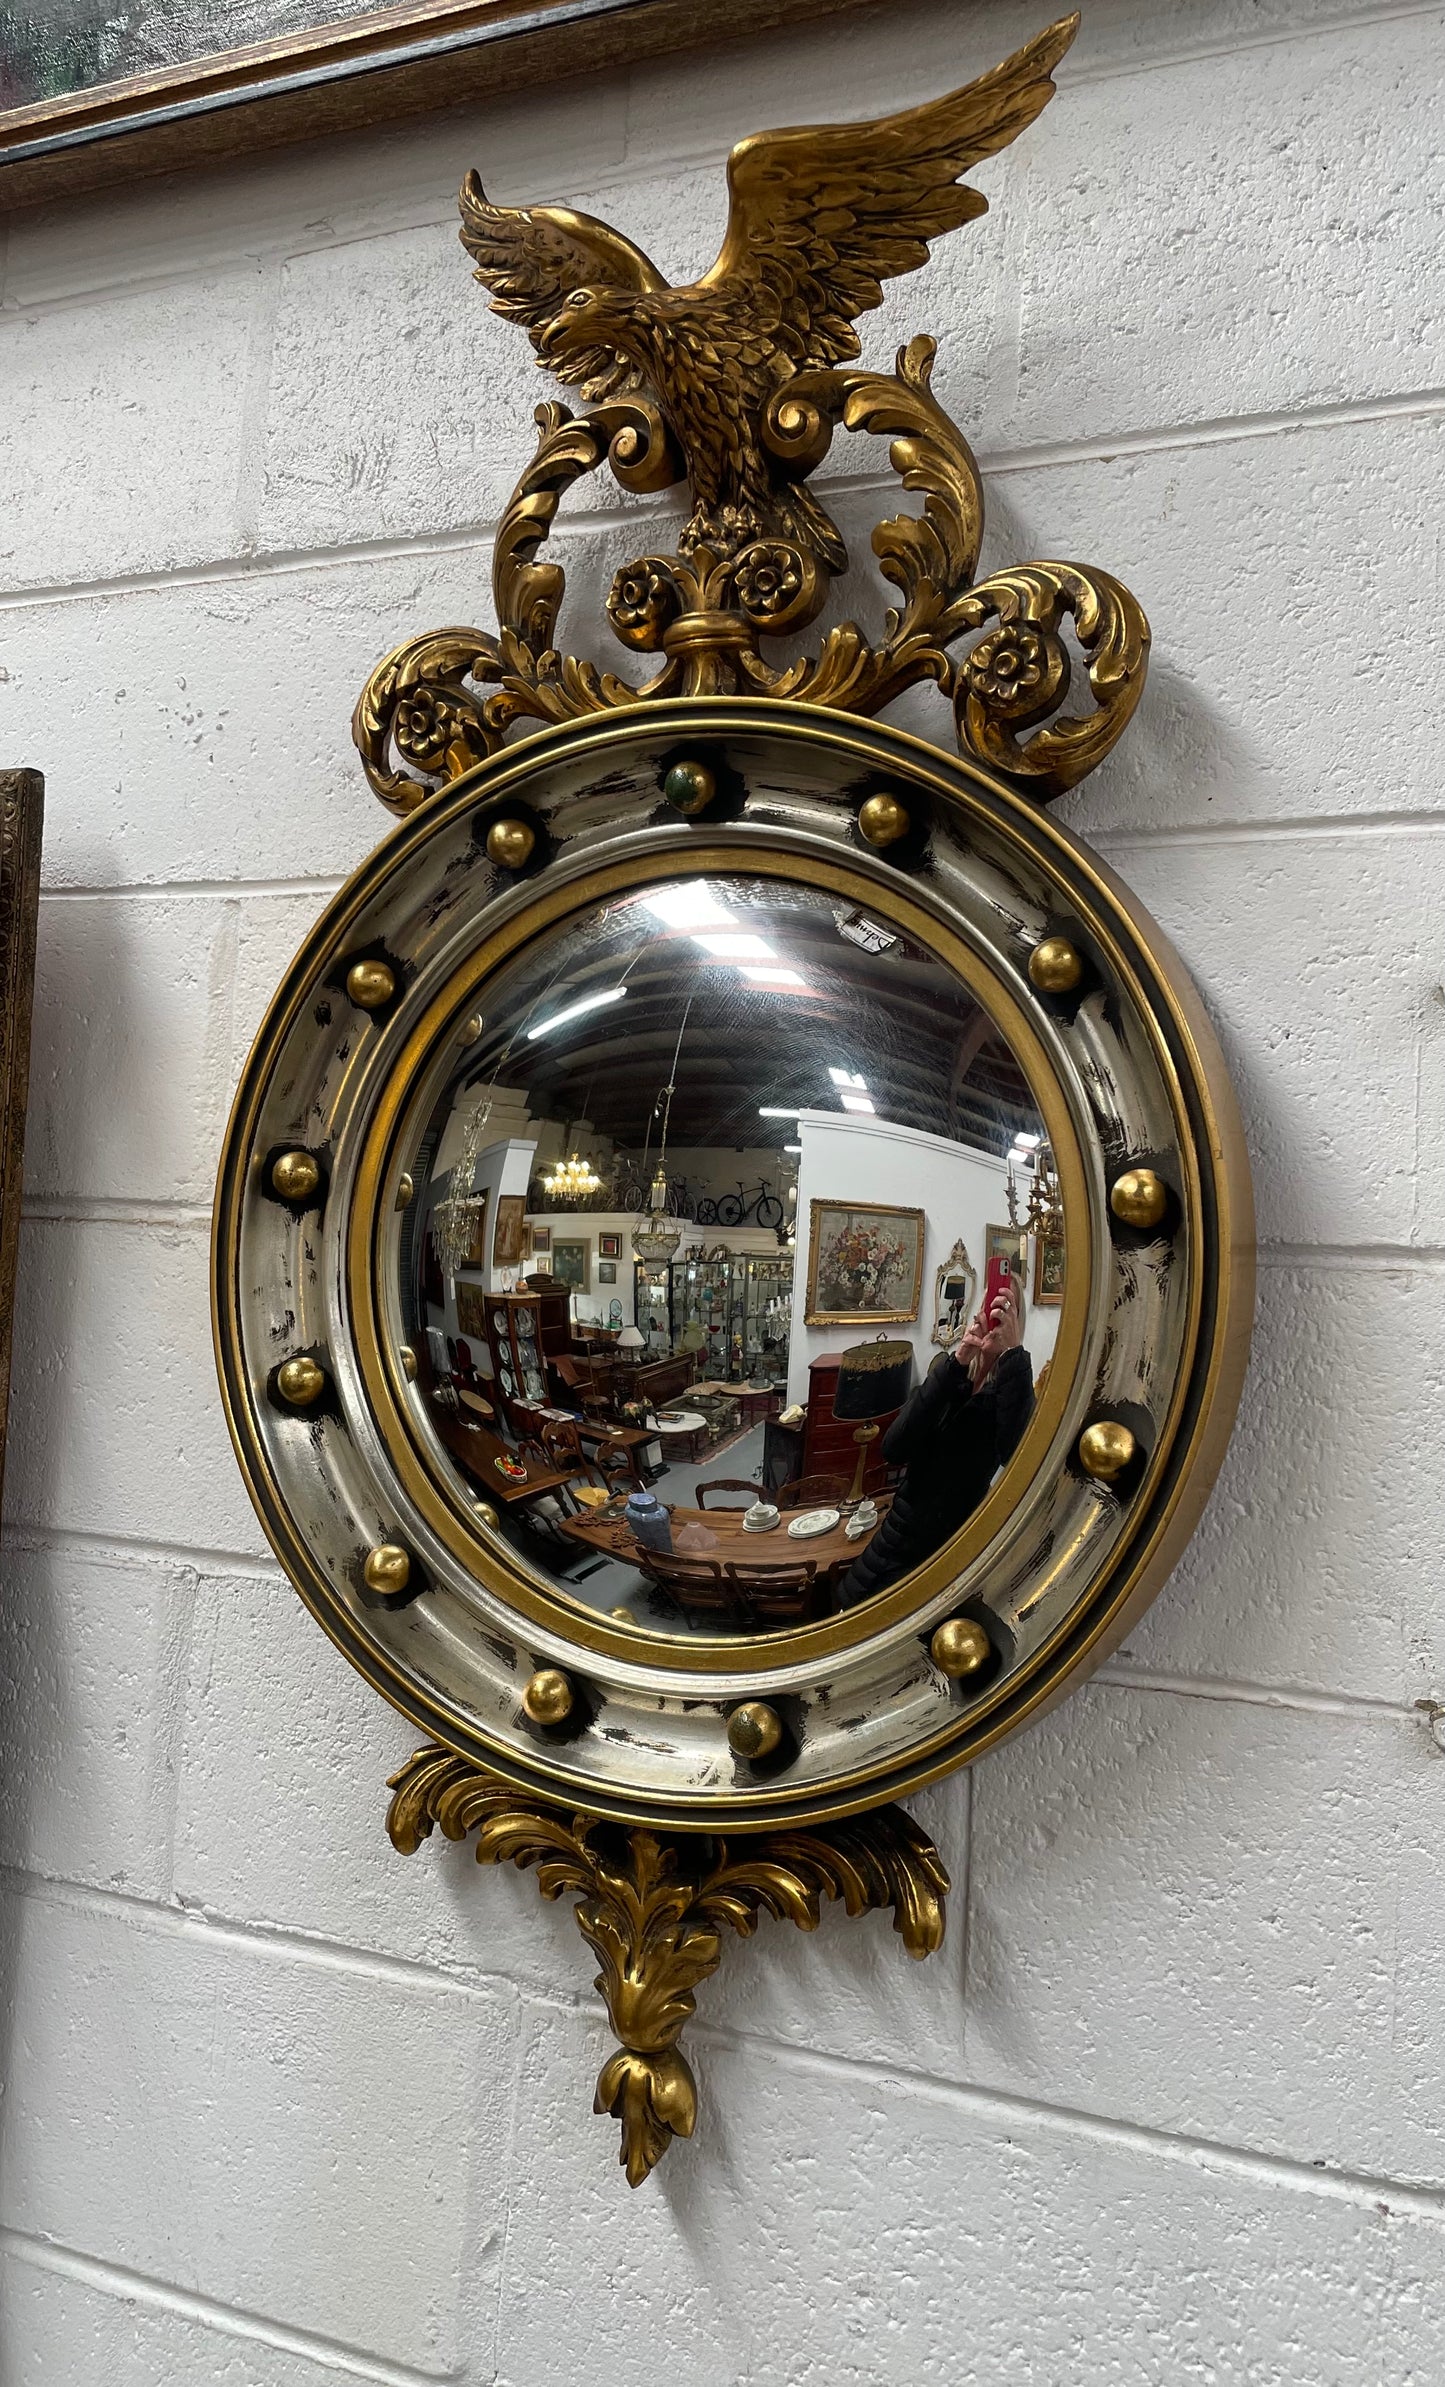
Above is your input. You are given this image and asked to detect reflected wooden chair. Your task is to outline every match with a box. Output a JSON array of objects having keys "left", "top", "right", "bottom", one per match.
[
  {"left": 776, "top": 1473, "right": 849, "bottom": 1511},
  {"left": 693, "top": 1477, "right": 763, "bottom": 1510},
  {"left": 633, "top": 1548, "right": 748, "bottom": 1629},
  {"left": 722, "top": 1556, "right": 820, "bottom": 1628}
]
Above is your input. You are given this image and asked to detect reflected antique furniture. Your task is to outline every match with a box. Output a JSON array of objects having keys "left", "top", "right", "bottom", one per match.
[
  {"left": 693, "top": 1479, "right": 765, "bottom": 1509},
  {"left": 0, "top": 770, "right": 41, "bottom": 1509},
  {"left": 214, "top": 15, "right": 1253, "bottom": 2190},
  {"left": 559, "top": 1498, "right": 879, "bottom": 1622},
  {"left": 479, "top": 1287, "right": 571, "bottom": 1431},
  {"left": 803, "top": 1351, "right": 902, "bottom": 1498}
]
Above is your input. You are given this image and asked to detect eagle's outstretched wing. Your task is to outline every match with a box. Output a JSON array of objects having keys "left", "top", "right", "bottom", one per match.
[
  {"left": 697, "top": 13, "right": 1077, "bottom": 371},
  {"left": 458, "top": 173, "right": 668, "bottom": 399}
]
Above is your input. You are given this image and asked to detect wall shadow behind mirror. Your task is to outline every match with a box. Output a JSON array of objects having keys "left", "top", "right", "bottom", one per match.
[{"left": 397, "top": 869, "right": 1066, "bottom": 1638}]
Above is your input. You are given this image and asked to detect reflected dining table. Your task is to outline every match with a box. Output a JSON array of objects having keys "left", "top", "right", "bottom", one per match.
[{"left": 558, "top": 1496, "right": 889, "bottom": 1624}]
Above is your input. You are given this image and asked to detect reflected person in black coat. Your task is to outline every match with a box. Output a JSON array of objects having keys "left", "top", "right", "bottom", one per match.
[{"left": 836, "top": 1276, "right": 1034, "bottom": 1609}]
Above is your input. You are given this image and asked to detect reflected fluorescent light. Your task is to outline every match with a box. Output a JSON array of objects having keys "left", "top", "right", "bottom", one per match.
[
  {"left": 839, "top": 1093, "right": 876, "bottom": 1114},
  {"left": 783, "top": 1143, "right": 802, "bottom": 1154},
  {"left": 694, "top": 933, "right": 776, "bottom": 961},
  {"left": 1013, "top": 1131, "right": 1042, "bottom": 1150},
  {"left": 642, "top": 882, "right": 731, "bottom": 931},
  {"left": 525, "top": 986, "right": 626, "bottom": 1040},
  {"left": 758, "top": 1106, "right": 800, "bottom": 1118},
  {"left": 828, "top": 1066, "right": 868, "bottom": 1089},
  {"left": 742, "top": 967, "right": 809, "bottom": 989}
]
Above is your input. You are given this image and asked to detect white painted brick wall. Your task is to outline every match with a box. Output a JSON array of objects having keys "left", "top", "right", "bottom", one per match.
[{"left": 3, "top": 1, "right": 1444, "bottom": 2377}]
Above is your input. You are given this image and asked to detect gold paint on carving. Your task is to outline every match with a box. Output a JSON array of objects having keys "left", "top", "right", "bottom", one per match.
[
  {"left": 346, "top": 958, "right": 396, "bottom": 1010},
  {"left": 363, "top": 1543, "right": 412, "bottom": 1596},
  {"left": 473, "top": 1500, "right": 500, "bottom": 1529},
  {"left": 386, "top": 1745, "right": 949, "bottom": 2183},
  {"left": 271, "top": 1149, "right": 320, "bottom": 1202},
  {"left": 857, "top": 791, "right": 910, "bottom": 848},
  {"left": 354, "top": 15, "right": 1151, "bottom": 815},
  {"left": 485, "top": 816, "right": 536, "bottom": 869},
  {"left": 523, "top": 1667, "right": 575, "bottom": 1725},
  {"left": 930, "top": 1617, "right": 991, "bottom": 1679},
  {"left": 1028, "top": 936, "right": 1083, "bottom": 994},
  {"left": 277, "top": 1355, "right": 325, "bottom": 1408},
  {"left": 1078, "top": 1421, "right": 1136, "bottom": 1482},
  {"left": 399, "top": 1345, "right": 418, "bottom": 1382},
  {"left": 1111, "top": 1168, "right": 1168, "bottom": 1231},
  {"left": 727, "top": 1701, "right": 783, "bottom": 1759}
]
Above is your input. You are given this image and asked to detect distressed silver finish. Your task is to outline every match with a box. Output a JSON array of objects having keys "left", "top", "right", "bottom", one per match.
[{"left": 215, "top": 700, "right": 1225, "bottom": 1830}]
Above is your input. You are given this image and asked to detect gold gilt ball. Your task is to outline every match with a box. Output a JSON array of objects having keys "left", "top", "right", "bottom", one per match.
[
  {"left": 523, "top": 1667, "right": 575, "bottom": 1726},
  {"left": 930, "top": 1617, "right": 992, "bottom": 1680},
  {"left": 485, "top": 817, "right": 536, "bottom": 870},
  {"left": 663, "top": 759, "right": 716, "bottom": 815},
  {"left": 1110, "top": 1168, "right": 1169, "bottom": 1231},
  {"left": 473, "top": 1501, "right": 499, "bottom": 1531},
  {"left": 270, "top": 1149, "right": 320, "bottom": 1203},
  {"left": 1078, "top": 1421, "right": 1137, "bottom": 1482},
  {"left": 363, "top": 1543, "right": 412, "bottom": 1596},
  {"left": 276, "top": 1355, "right": 325, "bottom": 1408},
  {"left": 857, "top": 791, "right": 911, "bottom": 848},
  {"left": 346, "top": 958, "right": 396, "bottom": 1010},
  {"left": 1027, "top": 936, "right": 1083, "bottom": 995},
  {"left": 727, "top": 1700, "right": 783, "bottom": 1760}
]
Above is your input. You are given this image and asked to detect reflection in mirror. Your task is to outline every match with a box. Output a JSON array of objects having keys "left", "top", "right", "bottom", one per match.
[{"left": 397, "top": 872, "right": 1065, "bottom": 1636}]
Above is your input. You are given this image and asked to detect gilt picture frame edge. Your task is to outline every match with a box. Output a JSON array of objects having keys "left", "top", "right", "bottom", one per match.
[
  {"left": 0, "top": 0, "right": 884, "bottom": 214},
  {"left": 803, "top": 1196, "right": 926, "bottom": 1329}
]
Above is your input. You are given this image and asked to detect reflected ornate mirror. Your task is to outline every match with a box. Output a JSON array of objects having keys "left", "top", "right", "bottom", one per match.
[{"left": 213, "top": 12, "right": 1253, "bottom": 2185}]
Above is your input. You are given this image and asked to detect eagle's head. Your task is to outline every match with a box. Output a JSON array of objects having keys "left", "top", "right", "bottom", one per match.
[{"left": 539, "top": 285, "right": 633, "bottom": 365}]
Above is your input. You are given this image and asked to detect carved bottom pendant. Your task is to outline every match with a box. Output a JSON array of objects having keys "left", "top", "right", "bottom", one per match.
[{"left": 386, "top": 1746, "right": 950, "bottom": 2185}]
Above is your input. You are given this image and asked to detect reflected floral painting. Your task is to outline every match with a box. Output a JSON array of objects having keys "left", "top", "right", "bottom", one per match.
[
  {"left": 805, "top": 1201, "right": 924, "bottom": 1326},
  {"left": 0, "top": 0, "right": 385, "bottom": 107}
]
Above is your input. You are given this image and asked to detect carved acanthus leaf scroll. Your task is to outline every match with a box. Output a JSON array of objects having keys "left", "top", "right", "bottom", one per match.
[{"left": 386, "top": 1745, "right": 949, "bottom": 2186}]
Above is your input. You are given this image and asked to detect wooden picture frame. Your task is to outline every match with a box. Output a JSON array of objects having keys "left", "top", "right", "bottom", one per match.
[
  {"left": 597, "top": 1232, "right": 621, "bottom": 1259},
  {"left": 552, "top": 1238, "right": 589, "bottom": 1293},
  {"left": 0, "top": 0, "right": 877, "bottom": 214},
  {"left": 529, "top": 1223, "right": 551, "bottom": 1255},
  {"left": 804, "top": 1199, "right": 924, "bottom": 1327},
  {"left": 454, "top": 1281, "right": 489, "bottom": 1338},
  {"left": 492, "top": 1193, "right": 526, "bottom": 1266},
  {"left": 0, "top": 772, "right": 42, "bottom": 1511},
  {"left": 462, "top": 1190, "right": 489, "bottom": 1269}
]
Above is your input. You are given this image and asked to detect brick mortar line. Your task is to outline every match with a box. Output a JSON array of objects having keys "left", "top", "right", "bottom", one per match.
[
  {"left": 617, "top": 0, "right": 1445, "bottom": 175},
  {"left": 673, "top": 2008, "right": 1445, "bottom": 2225},
  {"left": 12, "top": 1865, "right": 1445, "bottom": 2226},
  {"left": 1, "top": 1517, "right": 1434, "bottom": 1728},
  {"left": 0, "top": 0, "right": 1431, "bottom": 332},
  {"left": 30, "top": 809, "right": 1445, "bottom": 911},
  {"left": 0, "top": 2227, "right": 461, "bottom": 2387},
  {"left": 1, "top": 385, "right": 1442, "bottom": 617},
  {"left": 1090, "top": 1665, "right": 1424, "bottom": 1724}
]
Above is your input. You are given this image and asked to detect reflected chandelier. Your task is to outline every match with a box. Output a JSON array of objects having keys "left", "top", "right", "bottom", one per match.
[{"left": 542, "top": 1150, "right": 602, "bottom": 1201}]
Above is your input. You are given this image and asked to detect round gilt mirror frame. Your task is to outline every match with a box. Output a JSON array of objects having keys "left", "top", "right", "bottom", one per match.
[{"left": 213, "top": 15, "right": 1254, "bottom": 2184}]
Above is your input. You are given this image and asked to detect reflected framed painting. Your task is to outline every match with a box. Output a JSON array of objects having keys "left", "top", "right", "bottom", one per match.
[
  {"left": 0, "top": 0, "right": 875, "bottom": 211},
  {"left": 804, "top": 1200, "right": 924, "bottom": 1328}
]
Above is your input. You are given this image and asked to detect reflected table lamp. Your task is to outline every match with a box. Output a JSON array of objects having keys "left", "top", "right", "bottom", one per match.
[
  {"left": 833, "top": 1338, "right": 915, "bottom": 1501},
  {"left": 617, "top": 1326, "right": 645, "bottom": 1361}
]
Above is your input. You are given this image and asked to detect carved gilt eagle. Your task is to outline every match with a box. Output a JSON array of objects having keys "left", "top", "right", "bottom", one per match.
[{"left": 459, "top": 13, "right": 1077, "bottom": 574}]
